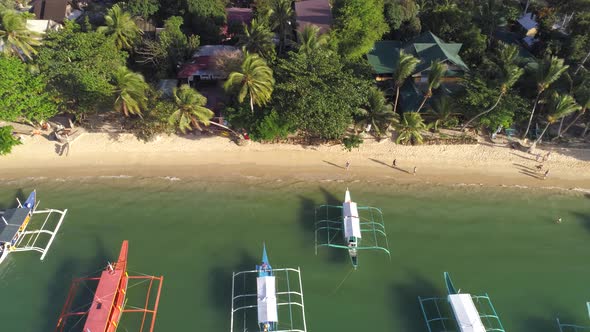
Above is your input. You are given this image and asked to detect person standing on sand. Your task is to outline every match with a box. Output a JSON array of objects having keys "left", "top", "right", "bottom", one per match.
[
  {"left": 413, "top": 166, "right": 417, "bottom": 175},
  {"left": 392, "top": 159, "right": 397, "bottom": 167},
  {"left": 544, "top": 169, "right": 549, "bottom": 179},
  {"left": 345, "top": 161, "right": 350, "bottom": 171},
  {"left": 544, "top": 151, "right": 551, "bottom": 162}
]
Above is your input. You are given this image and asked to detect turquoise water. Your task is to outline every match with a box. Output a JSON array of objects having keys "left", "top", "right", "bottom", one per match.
[{"left": 0, "top": 177, "right": 589, "bottom": 332}]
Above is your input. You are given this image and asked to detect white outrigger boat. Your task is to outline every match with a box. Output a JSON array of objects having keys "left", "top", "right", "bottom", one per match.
[{"left": 0, "top": 190, "right": 67, "bottom": 264}]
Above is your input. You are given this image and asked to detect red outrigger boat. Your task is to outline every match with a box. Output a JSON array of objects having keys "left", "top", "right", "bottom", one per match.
[{"left": 55, "top": 240, "right": 163, "bottom": 332}]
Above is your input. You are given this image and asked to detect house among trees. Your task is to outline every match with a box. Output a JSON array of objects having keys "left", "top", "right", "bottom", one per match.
[
  {"left": 223, "top": 7, "right": 253, "bottom": 40},
  {"left": 294, "top": 0, "right": 332, "bottom": 33},
  {"left": 516, "top": 12, "right": 539, "bottom": 46},
  {"left": 367, "top": 32, "right": 468, "bottom": 111},
  {"left": 177, "top": 45, "right": 241, "bottom": 84},
  {"left": 30, "top": 0, "right": 83, "bottom": 22}
]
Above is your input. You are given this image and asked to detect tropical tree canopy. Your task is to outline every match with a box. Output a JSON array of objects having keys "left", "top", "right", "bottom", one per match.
[
  {"left": 98, "top": 4, "right": 143, "bottom": 50},
  {"left": 237, "top": 18, "right": 275, "bottom": 61},
  {"left": 332, "top": 0, "right": 389, "bottom": 59},
  {"left": 532, "top": 93, "right": 581, "bottom": 147},
  {"left": 112, "top": 67, "right": 149, "bottom": 117},
  {"left": 224, "top": 50, "right": 275, "bottom": 113},
  {"left": 0, "top": 55, "right": 58, "bottom": 124},
  {"left": 0, "top": 126, "right": 21, "bottom": 155},
  {"left": 0, "top": 10, "right": 41, "bottom": 60},
  {"left": 297, "top": 25, "right": 328, "bottom": 56},
  {"left": 392, "top": 50, "right": 420, "bottom": 114},
  {"left": 416, "top": 60, "right": 445, "bottom": 112},
  {"left": 394, "top": 112, "right": 427, "bottom": 145},
  {"left": 269, "top": 0, "right": 294, "bottom": 54},
  {"left": 357, "top": 87, "right": 396, "bottom": 138},
  {"left": 169, "top": 85, "right": 214, "bottom": 133}
]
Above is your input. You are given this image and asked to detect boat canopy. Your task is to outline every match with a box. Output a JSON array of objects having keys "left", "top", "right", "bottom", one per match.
[
  {"left": 342, "top": 201, "right": 361, "bottom": 239},
  {"left": 448, "top": 294, "right": 486, "bottom": 332},
  {"left": 257, "top": 276, "right": 278, "bottom": 324},
  {"left": 0, "top": 208, "right": 31, "bottom": 243}
]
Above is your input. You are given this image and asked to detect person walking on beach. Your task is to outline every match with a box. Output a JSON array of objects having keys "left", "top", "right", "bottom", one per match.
[
  {"left": 535, "top": 153, "right": 541, "bottom": 162},
  {"left": 544, "top": 151, "right": 551, "bottom": 162},
  {"left": 392, "top": 159, "right": 397, "bottom": 167},
  {"left": 345, "top": 161, "right": 350, "bottom": 171},
  {"left": 544, "top": 169, "right": 549, "bottom": 179},
  {"left": 413, "top": 166, "right": 417, "bottom": 175}
]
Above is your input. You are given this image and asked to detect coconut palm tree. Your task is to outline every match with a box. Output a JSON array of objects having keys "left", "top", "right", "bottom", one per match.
[
  {"left": 560, "top": 85, "right": 590, "bottom": 137},
  {"left": 428, "top": 96, "right": 460, "bottom": 131},
  {"left": 297, "top": 24, "right": 328, "bottom": 56},
  {"left": 168, "top": 85, "right": 214, "bottom": 134},
  {"left": 0, "top": 11, "right": 41, "bottom": 61},
  {"left": 356, "top": 87, "right": 396, "bottom": 139},
  {"left": 416, "top": 60, "right": 445, "bottom": 113},
  {"left": 391, "top": 50, "right": 419, "bottom": 114},
  {"left": 237, "top": 18, "right": 275, "bottom": 61},
  {"left": 530, "top": 93, "right": 580, "bottom": 150},
  {"left": 112, "top": 67, "right": 149, "bottom": 117},
  {"left": 98, "top": 4, "right": 142, "bottom": 50},
  {"left": 461, "top": 64, "right": 524, "bottom": 131},
  {"left": 522, "top": 56, "right": 569, "bottom": 139},
  {"left": 394, "top": 112, "right": 427, "bottom": 145},
  {"left": 224, "top": 50, "right": 275, "bottom": 113},
  {"left": 269, "top": 0, "right": 294, "bottom": 54}
]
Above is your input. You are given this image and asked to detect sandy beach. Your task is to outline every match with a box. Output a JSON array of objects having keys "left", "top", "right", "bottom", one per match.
[{"left": 1, "top": 131, "right": 589, "bottom": 191}]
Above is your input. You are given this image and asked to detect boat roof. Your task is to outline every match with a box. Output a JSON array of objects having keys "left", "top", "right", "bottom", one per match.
[
  {"left": 0, "top": 208, "right": 31, "bottom": 243},
  {"left": 343, "top": 201, "right": 361, "bottom": 239},
  {"left": 83, "top": 269, "right": 124, "bottom": 332},
  {"left": 448, "top": 293, "right": 486, "bottom": 332},
  {"left": 257, "top": 276, "right": 278, "bottom": 324}
]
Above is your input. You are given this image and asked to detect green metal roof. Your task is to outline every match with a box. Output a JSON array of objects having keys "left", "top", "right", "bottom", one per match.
[
  {"left": 366, "top": 41, "right": 402, "bottom": 74},
  {"left": 0, "top": 208, "right": 31, "bottom": 243},
  {"left": 367, "top": 32, "right": 468, "bottom": 75}
]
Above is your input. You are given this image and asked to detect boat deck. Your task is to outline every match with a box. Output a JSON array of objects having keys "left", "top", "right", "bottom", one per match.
[
  {"left": 0, "top": 208, "right": 31, "bottom": 243},
  {"left": 82, "top": 269, "right": 125, "bottom": 332}
]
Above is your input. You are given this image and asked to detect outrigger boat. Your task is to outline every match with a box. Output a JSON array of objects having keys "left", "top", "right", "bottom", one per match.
[
  {"left": 314, "top": 189, "right": 390, "bottom": 269},
  {"left": 55, "top": 240, "right": 164, "bottom": 332},
  {"left": 231, "top": 244, "right": 307, "bottom": 332},
  {"left": 0, "top": 191, "right": 35, "bottom": 263},
  {"left": 0, "top": 190, "right": 66, "bottom": 264},
  {"left": 418, "top": 272, "right": 505, "bottom": 332}
]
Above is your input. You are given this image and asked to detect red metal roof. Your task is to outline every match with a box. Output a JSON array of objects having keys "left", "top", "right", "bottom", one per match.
[
  {"left": 177, "top": 56, "right": 212, "bottom": 79},
  {"left": 294, "top": 0, "right": 332, "bottom": 33}
]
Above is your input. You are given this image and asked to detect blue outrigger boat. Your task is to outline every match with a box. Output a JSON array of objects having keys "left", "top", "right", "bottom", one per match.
[
  {"left": 256, "top": 244, "right": 278, "bottom": 332},
  {"left": 0, "top": 191, "right": 36, "bottom": 263}
]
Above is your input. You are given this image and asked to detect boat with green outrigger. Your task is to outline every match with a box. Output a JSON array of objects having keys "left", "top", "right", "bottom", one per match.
[
  {"left": 557, "top": 303, "right": 590, "bottom": 332},
  {"left": 314, "top": 189, "right": 390, "bottom": 269},
  {"left": 418, "top": 272, "right": 505, "bottom": 332}
]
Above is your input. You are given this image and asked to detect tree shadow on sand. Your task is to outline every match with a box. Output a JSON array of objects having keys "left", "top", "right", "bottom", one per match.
[
  {"left": 390, "top": 273, "right": 444, "bottom": 332},
  {"left": 39, "top": 236, "right": 111, "bottom": 331},
  {"left": 208, "top": 250, "right": 258, "bottom": 332}
]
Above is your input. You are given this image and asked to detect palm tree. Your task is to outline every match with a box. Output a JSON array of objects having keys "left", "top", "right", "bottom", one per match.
[
  {"left": 391, "top": 50, "right": 420, "bottom": 114},
  {"left": 394, "top": 112, "right": 427, "bottom": 145},
  {"left": 224, "top": 50, "right": 275, "bottom": 113},
  {"left": 0, "top": 11, "right": 41, "bottom": 61},
  {"left": 112, "top": 67, "right": 149, "bottom": 117},
  {"left": 269, "top": 0, "right": 294, "bottom": 54},
  {"left": 237, "top": 18, "right": 275, "bottom": 60},
  {"left": 523, "top": 56, "right": 569, "bottom": 139},
  {"left": 168, "top": 85, "right": 214, "bottom": 134},
  {"left": 297, "top": 24, "right": 328, "bottom": 56},
  {"left": 98, "top": 4, "right": 142, "bottom": 50},
  {"left": 560, "top": 85, "right": 590, "bottom": 137},
  {"left": 356, "top": 87, "right": 396, "bottom": 139},
  {"left": 416, "top": 60, "right": 445, "bottom": 113},
  {"left": 428, "top": 96, "right": 459, "bottom": 131},
  {"left": 530, "top": 93, "right": 581, "bottom": 150},
  {"left": 461, "top": 64, "right": 524, "bottom": 131}
]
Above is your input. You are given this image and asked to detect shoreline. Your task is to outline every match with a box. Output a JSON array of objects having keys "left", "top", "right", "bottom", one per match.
[{"left": 2, "top": 132, "right": 590, "bottom": 191}]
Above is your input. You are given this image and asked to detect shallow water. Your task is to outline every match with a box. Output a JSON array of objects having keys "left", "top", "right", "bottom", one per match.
[{"left": 0, "top": 177, "right": 589, "bottom": 332}]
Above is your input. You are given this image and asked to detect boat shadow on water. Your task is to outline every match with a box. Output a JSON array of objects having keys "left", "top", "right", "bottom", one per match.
[
  {"left": 38, "top": 236, "right": 111, "bottom": 332},
  {"left": 208, "top": 250, "right": 258, "bottom": 330},
  {"left": 0, "top": 188, "right": 27, "bottom": 211},
  {"left": 297, "top": 187, "right": 349, "bottom": 266},
  {"left": 390, "top": 273, "right": 444, "bottom": 332}
]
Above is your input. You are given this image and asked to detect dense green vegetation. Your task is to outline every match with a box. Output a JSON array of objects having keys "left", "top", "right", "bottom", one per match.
[{"left": 0, "top": 0, "right": 590, "bottom": 153}]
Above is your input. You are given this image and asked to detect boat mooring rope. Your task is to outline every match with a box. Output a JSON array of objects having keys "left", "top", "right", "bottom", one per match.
[{"left": 331, "top": 267, "right": 354, "bottom": 296}]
